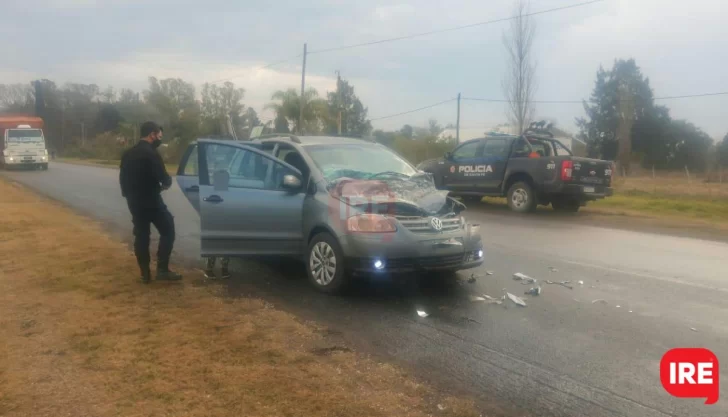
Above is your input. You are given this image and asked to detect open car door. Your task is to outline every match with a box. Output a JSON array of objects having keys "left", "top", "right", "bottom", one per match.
[{"left": 195, "top": 139, "right": 307, "bottom": 257}]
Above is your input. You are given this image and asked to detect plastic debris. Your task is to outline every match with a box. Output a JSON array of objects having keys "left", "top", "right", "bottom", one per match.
[
  {"left": 629, "top": 310, "right": 633, "bottom": 313},
  {"left": 690, "top": 327, "right": 698, "bottom": 332},
  {"left": 513, "top": 273, "right": 537, "bottom": 285},
  {"left": 591, "top": 299, "right": 608, "bottom": 304},
  {"left": 506, "top": 292, "right": 528, "bottom": 307},
  {"left": 546, "top": 280, "right": 573, "bottom": 290},
  {"left": 417, "top": 310, "right": 429, "bottom": 318},
  {"left": 485, "top": 271, "right": 494, "bottom": 276},
  {"left": 549, "top": 267, "right": 559, "bottom": 272},
  {"left": 524, "top": 287, "right": 542, "bottom": 296},
  {"left": 578, "top": 280, "right": 584, "bottom": 285},
  {"left": 469, "top": 295, "right": 487, "bottom": 302},
  {"left": 481, "top": 294, "right": 503, "bottom": 305},
  {"left": 616, "top": 305, "right": 621, "bottom": 308}
]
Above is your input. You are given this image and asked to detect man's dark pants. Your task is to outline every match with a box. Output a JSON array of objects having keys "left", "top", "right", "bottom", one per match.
[{"left": 127, "top": 197, "right": 175, "bottom": 273}]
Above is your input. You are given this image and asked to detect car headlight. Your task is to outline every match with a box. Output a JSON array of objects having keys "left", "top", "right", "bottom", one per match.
[{"left": 346, "top": 214, "right": 397, "bottom": 233}]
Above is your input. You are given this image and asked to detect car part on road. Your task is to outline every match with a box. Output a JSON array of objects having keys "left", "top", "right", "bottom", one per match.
[
  {"left": 546, "top": 280, "right": 573, "bottom": 289},
  {"left": 307, "top": 232, "right": 349, "bottom": 294},
  {"left": 506, "top": 292, "right": 528, "bottom": 307},
  {"left": 591, "top": 299, "right": 608, "bottom": 304},
  {"left": 513, "top": 272, "right": 537, "bottom": 285},
  {"left": 524, "top": 287, "right": 542, "bottom": 296},
  {"left": 507, "top": 181, "right": 536, "bottom": 213},
  {"left": 417, "top": 310, "right": 429, "bottom": 318},
  {"left": 485, "top": 270, "right": 494, "bottom": 275}
]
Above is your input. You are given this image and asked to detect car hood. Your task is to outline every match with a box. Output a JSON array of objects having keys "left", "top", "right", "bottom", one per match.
[{"left": 327, "top": 173, "right": 465, "bottom": 216}]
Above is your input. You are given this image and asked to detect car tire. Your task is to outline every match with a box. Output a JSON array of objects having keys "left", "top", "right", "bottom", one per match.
[
  {"left": 306, "top": 232, "right": 350, "bottom": 294},
  {"left": 552, "top": 198, "right": 580, "bottom": 213},
  {"left": 507, "top": 181, "right": 536, "bottom": 213}
]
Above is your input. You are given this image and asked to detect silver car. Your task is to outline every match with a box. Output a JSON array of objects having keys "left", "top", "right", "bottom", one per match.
[{"left": 176, "top": 135, "right": 484, "bottom": 294}]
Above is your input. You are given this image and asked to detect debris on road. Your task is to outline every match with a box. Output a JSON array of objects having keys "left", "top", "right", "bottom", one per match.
[
  {"left": 417, "top": 310, "right": 429, "bottom": 318},
  {"left": 467, "top": 274, "right": 477, "bottom": 284},
  {"left": 549, "top": 267, "right": 559, "bottom": 272},
  {"left": 524, "top": 287, "right": 542, "bottom": 296},
  {"left": 481, "top": 294, "right": 503, "bottom": 305},
  {"left": 513, "top": 272, "right": 537, "bottom": 285},
  {"left": 629, "top": 310, "right": 633, "bottom": 313},
  {"left": 461, "top": 316, "right": 482, "bottom": 324},
  {"left": 592, "top": 299, "right": 608, "bottom": 304},
  {"left": 469, "top": 295, "right": 486, "bottom": 302},
  {"left": 545, "top": 280, "right": 573, "bottom": 290},
  {"left": 690, "top": 327, "right": 699, "bottom": 332},
  {"left": 485, "top": 271, "right": 494, "bottom": 276},
  {"left": 578, "top": 280, "right": 584, "bottom": 285},
  {"left": 506, "top": 292, "right": 528, "bottom": 307},
  {"left": 616, "top": 305, "right": 621, "bottom": 308}
]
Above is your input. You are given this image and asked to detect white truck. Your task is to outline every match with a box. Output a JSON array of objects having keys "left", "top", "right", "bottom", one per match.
[{"left": 0, "top": 116, "right": 49, "bottom": 170}]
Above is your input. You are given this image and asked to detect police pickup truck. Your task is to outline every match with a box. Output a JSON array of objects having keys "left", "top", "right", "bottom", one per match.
[{"left": 417, "top": 127, "right": 614, "bottom": 213}]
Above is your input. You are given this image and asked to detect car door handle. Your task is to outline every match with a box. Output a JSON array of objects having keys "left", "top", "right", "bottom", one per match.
[
  {"left": 185, "top": 185, "right": 199, "bottom": 192},
  {"left": 203, "top": 195, "right": 223, "bottom": 203}
]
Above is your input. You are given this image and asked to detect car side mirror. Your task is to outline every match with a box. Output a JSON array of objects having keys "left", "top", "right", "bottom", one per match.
[{"left": 281, "top": 174, "right": 302, "bottom": 191}]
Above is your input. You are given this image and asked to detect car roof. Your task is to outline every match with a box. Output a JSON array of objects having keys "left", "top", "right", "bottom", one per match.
[{"left": 251, "top": 135, "right": 377, "bottom": 146}]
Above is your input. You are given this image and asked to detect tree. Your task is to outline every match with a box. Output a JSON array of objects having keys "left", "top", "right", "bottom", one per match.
[
  {"left": 0, "top": 83, "right": 34, "bottom": 113},
  {"left": 325, "top": 76, "right": 372, "bottom": 137},
  {"left": 200, "top": 81, "right": 245, "bottom": 137},
  {"left": 144, "top": 77, "right": 200, "bottom": 158},
  {"left": 266, "top": 87, "right": 328, "bottom": 134},
  {"left": 400, "top": 124, "right": 414, "bottom": 139},
  {"left": 719, "top": 133, "right": 728, "bottom": 168},
  {"left": 502, "top": 0, "right": 537, "bottom": 134}
]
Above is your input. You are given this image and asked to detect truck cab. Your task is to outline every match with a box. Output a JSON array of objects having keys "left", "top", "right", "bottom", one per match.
[{"left": 1, "top": 117, "right": 49, "bottom": 170}]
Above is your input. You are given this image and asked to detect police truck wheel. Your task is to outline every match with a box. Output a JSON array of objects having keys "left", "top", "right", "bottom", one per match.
[
  {"left": 507, "top": 182, "right": 536, "bottom": 213},
  {"left": 306, "top": 232, "right": 349, "bottom": 294}
]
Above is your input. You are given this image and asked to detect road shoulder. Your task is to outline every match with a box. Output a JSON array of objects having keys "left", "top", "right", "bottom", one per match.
[{"left": 0, "top": 178, "right": 478, "bottom": 417}]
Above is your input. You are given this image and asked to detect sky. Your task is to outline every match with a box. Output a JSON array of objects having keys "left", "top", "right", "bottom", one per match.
[{"left": 1, "top": 0, "right": 726, "bottom": 139}]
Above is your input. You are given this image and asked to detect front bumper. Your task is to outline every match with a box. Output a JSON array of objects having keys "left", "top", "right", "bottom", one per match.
[
  {"left": 338, "top": 223, "right": 484, "bottom": 274},
  {"left": 3, "top": 156, "right": 48, "bottom": 166}
]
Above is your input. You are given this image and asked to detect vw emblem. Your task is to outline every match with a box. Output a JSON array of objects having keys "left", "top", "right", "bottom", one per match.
[
  {"left": 589, "top": 170, "right": 596, "bottom": 176},
  {"left": 430, "top": 217, "right": 443, "bottom": 231}
]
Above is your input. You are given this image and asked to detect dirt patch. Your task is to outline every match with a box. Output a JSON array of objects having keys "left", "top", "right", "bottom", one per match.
[{"left": 0, "top": 178, "right": 479, "bottom": 417}]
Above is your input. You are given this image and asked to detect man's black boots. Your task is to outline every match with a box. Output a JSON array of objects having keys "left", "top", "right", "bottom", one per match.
[{"left": 156, "top": 259, "right": 182, "bottom": 281}]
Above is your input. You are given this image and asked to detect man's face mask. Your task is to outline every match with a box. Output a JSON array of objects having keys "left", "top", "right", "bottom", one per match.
[{"left": 151, "top": 132, "right": 163, "bottom": 149}]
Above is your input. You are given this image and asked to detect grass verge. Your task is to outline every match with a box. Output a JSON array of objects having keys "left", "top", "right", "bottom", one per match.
[{"left": 0, "top": 178, "right": 478, "bottom": 417}]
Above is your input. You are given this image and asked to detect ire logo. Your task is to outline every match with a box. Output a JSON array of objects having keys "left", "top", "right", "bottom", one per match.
[{"left": 660, "top": 348, "right": 719, "bottom": 405}]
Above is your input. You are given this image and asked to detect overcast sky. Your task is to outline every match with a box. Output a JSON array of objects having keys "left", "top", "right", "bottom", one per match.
[{"left": 1, "top": 0, "right": 726, "bottom": 139}]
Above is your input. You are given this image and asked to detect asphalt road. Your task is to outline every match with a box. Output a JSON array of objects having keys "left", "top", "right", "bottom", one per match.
[{"left": 3, "top": 162, "right": 727, "bottom": 417}]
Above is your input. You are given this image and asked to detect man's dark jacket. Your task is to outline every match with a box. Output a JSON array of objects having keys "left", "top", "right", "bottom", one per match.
[{"left": 119, "top": 140, "right": 172, "bottom": 208}]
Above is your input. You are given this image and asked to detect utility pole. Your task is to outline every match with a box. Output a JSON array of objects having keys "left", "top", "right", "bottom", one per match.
[
  {"left": 81, "top": 122, "right": 85, "bottom": 147},
  {"left": 298, "top": 43, "right": 307, "bottom": 135},
  {"left": 456, "top": 93, "right": 461, "bottom": 144},
  {"left": 336, "top": 70, "right": 342, "bottom": 135},
  {"left": 617, "top": 83, "right": 634, "bottom": 176}
]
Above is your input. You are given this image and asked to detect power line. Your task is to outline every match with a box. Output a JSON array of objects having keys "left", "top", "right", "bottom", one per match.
[
  {"left": 370, "top": 98, "right": 456, "bottom": 121},
  {"left": 208, "top": 55, "right": 302, "bottom": 85},
  {"left": 463, "top": 91, "right": 728, "bottom": 104},
  {"left": 308, "top": 0, "right": 604, "bottom": 55}
]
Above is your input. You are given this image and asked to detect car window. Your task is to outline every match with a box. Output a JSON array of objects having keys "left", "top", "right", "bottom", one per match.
[
  {"left": 305, "top": 143, "right": 417, "bottom": 181},
  {"left": 205, "top": 144, "right": 272, "bottom": 190},
  {"left": 527, "top": 139, "right": 553, "bottom": 157},
  {"left": 452, "top": 141, "right": 481, "bottom": 159},
  {"left": 182, "top": 145, "right": 198, "bottom": 176},
  {"left": 511, "top": 138, "right": 532, "bottom": 158},
  {"left": 482, "top": 139, "right": 509, "bottom": 158}
]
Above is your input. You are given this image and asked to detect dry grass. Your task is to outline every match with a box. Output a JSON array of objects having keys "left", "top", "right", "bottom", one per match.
[{"left": 0, "top": 179, "right": 479, "bottom": 417}]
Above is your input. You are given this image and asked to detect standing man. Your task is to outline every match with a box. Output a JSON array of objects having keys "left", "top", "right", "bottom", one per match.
[{"left": 119, "top": 121, "right": 182, "bottom": 283}]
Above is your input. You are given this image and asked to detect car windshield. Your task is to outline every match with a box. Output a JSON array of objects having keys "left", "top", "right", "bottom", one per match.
[
  {"left": 7, "top": 129, "right": 44, "bottom": 143},
  {"left": 304, "top": 143, "right": 418, "bottom": 181}
]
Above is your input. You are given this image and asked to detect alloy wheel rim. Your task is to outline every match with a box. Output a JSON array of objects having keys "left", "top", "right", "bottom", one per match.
[{"left": 310, "top": 242, "right": 337, "bottom": 286}]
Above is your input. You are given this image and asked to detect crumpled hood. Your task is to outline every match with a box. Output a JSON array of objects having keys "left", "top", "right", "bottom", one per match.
[{"left": 327, "top": 173, "right": 464, "bottom": 216}]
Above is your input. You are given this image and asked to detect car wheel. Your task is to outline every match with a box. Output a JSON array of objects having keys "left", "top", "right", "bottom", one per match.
[
  {"left": 552, "top": 198, "right": 580, "bottom": 213},
  {"left": 507, "top": 181, "right": 536, "bottom": 213},
  {"left": 307, "top": 232, "right": 349, "bottom": 294}
]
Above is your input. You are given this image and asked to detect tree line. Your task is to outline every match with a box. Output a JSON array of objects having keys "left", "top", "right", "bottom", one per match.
[{"left": 0, "top": 59, "right": 727, "bottom": 172}]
